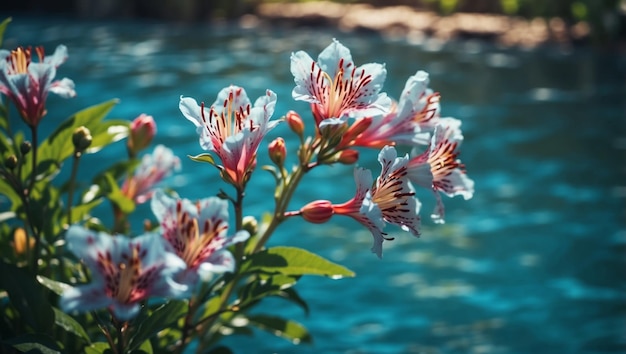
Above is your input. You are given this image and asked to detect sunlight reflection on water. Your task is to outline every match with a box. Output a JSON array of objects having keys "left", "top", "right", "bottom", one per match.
[{"left": 2, "top": 16, "right": 625, "bottom": 353}]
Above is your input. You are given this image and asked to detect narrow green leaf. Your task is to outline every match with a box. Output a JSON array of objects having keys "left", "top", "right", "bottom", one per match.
[
  {"left": 195, "top": 295, "right": 222, "bottom": 323},
  {"left": 0, "top": 261, "right": 55, "bottom": 333},
  {"left": 130, "top": 339, "right": 153, "bottom": 354},
  {"left": 0, "top": 177, "right": 21, "bottom": 212},
  {"left": 102, "top": 173, "right": 135, "bottom": 214},
  {"left": 86, "top": 120, "right": 129, "bottom": 154},
  {"left": 6, "top": 334, "right": 62, "bottom": 354},
  {"left": 53, "top": 308, "right": 91, "bottom": 344},
  {"left": 277, "top": 288, "right": 310, "bottom": 316},
  {"left": 85, "top": 342, "right": 113, "bottom": 354},
  {"left": 247, "top": 315, "right": 313, "bottom": 345},
  {"left": 37, "top": 275, "right": 72, "bottom": 296},
  {"left": 0, "top": 17, "right": 11, "bottom": 47},
  {"left": 188, "top": 153, "right": 216, "bottom": 165},
  {"left": 128, "top": 300, "right": 187, "bottom": 351},
  {"left": 70, "top": 198, "right": 103, "bottom": 223},
  {"left": 242, "top": 246, "right": 355, "bottom": 278}
]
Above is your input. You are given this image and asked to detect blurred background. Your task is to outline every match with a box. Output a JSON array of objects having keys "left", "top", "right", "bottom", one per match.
[{"left": 1, "top": 0, "right": 625, "bottom": 353}]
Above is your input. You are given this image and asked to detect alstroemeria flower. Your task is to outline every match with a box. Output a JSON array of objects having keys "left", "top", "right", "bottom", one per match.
[
  {"left": 333, "top": 146, "right": 421, "bottom": 258},
  {"left": 60, "top": 225, "right": 187, "bottom": 321},
  {"left": 407, "top": 118, "right": 474, "bottom": 224},
  {"left": 151, "top": 190, "right": 249, "bottom": 286},
  {"left": 290, "top": 39, "right": 391, "bottom": 126},
  {"left": 0, "top": 45, "right": 76, "bottom": 127},
  {"left": 349, "top": 70, "right": 440, "bottom": 149},
  {"left": 180, "top": 86, "right": 279, "bottom": 189},
  {"left": 122, "top": 144, "right": 181, "bottom": 204}
]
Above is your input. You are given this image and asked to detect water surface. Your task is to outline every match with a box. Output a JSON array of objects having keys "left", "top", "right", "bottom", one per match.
[{"left": 2, "top": 16, "right": 625, "bottom": 354}]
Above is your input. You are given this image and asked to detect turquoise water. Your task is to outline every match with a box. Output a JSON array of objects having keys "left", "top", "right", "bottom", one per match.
[{"left": 3, "top": 16, "right": 625, "bottom": 353}]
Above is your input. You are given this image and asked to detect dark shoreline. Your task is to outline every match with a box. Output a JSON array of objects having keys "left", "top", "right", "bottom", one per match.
[{"left": 250, "top": 1, "right": 607, "bottom": 49}]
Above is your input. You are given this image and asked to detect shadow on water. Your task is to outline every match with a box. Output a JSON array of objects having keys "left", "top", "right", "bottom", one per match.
[{"left": 2, "top": 16, "right": 625, "bottom": 353}]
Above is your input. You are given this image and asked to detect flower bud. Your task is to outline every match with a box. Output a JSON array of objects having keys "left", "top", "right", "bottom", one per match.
[
  {"left": 343, "top": 117, "right": 372, "bottom": 143},
  {"left": 12, "top": 228, "right": 34, "bottom": 256},
  {"left": 242, "top": 215, "right": 258, "bottom": 237},
  {"left": 337, "top": 149, "right": 359, "bottom": 165},
  {"left": 72, "top": 126, "right": 93, "bottom": 153},
  {"left": 286, "top": 110, "right": 304, "bottom": 137},
  {"left": 268, "top": 137, "right": 286, "bottom": 167},
  {"left": 4, "top": 155, "right": 18, "bottom": 170},
  {"left": 300, "top": 200, "right": 334, "bottom": 224},
  {"left": 128, "top": 114, "right": 156, "bottom": 156},
  {"left": 20, "top": 141, "right": 32, "bottom": 155}
]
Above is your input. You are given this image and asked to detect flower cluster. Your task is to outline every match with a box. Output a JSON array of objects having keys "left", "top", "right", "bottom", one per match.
[
  {"left": 0, "top": 29, "right": 474, "bottom": 354},
  {"left": 291, "top": 40, "right": 474, "bottom": 257}
]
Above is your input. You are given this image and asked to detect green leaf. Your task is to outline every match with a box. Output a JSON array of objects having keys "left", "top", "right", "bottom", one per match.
[
  {"left": 70, "top": 198, "right": 103, "bottom": 223},
  {"left": 247, "top": 315, "right": 312, "bottom": 345},
  {"left": 242, "top": 246, "right": 355, "bottom": 278},
  {"left": 188, "top": 153, "right": 216, "bottom": 165},
  {"left": 276, "top": 287, "right": 310, "bottom": 316},
  {"left": 33, "top": 99, "right": 121, "bottom": 178},
  {"left": 130, "top": 339, "right": 153, "bottom": 354},
  {"left": 92, "top": 159, "right": 140, "bottom": 187},
  {"left": 0, "top": 261, "right": 55, "bottom": 333},
  {"left": 0, "top": 177, "right": 21, "bottom": 212},
  {"left": 0, "top": 17, "right": 11, "bottom": 48},
  {"left": 102, "top": 173, "right": 134, "bottom": 214},
  {"left": 5, "top": 333, "right": 62, "bottom": 354},
  {"left": 128, "top": 300, "right": 187, "bottom": 351},
  {"left": 85, "top": 342, "right": 113, "bottom": 354},
  {"left": 37, "top": 275, "right": 72, "bottom": 296},
  {"left": 195, "top": 295, "right": 222, "bottom": 323},
  {"left": 53, "top": 307, "right": 91, "bottom": 344}
]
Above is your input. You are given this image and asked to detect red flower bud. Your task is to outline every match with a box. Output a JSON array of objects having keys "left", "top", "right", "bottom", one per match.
[
  {"left": 268, "top": 137, "right": 287, "bottom": 166},
  {"left": 128, "top": 114, "right": 157, "bottom": 156},
  {"left": 286, "top": 110, "right": 305, "bottom": 137},
  {"left": 300, "top": 200, "right": 334, "bottom": 224},
  {"left": 337, "top": 149, "right": 359, "bottom": 165}
]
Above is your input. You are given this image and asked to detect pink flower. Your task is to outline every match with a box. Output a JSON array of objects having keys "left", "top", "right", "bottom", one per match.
[
  {"left": 290, "top": 39, "right": 391, "bottom": 127},
  {"left": 334, "top": 146, "right": 421, "bottom": 258},
  {"left": 0, "top": 45, "right": 75, "bottom": 127},
  {"left": 122, "top": 144, "right": 181, "bottom": 204},
  {"left": 348, "top": 70, "right": 440, "bottom": 149},
  {"left": 180, "top": 86, "right": 279, "bottom": 189},
  {"left": 151, "top": 190, "right": 249, "bottom": 286},
  {"left": 407, "top": 118, "right": 474, "bottom": 223}
]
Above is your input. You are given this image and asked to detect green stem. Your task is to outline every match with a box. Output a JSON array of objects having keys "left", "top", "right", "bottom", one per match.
[
  {"left": 252, "top": 163, "right": 307, "bottom": 253},
  {"left": 28, "top": 125, "right": 42, "bottom": 272},
  {"left": 114, "top": 318, "right": 127, "bottom": 354},
  {"left": 234, "top": 186, "right": 245, "bottom": 259},
  {"left": 66, "top": 152, "right": 82, "bottom": 226},
  {"left": 93, "top": 311, "right": 116, "bottom": 353}
]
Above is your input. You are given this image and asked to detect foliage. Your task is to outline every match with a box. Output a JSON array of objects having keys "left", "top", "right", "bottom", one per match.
[{"left": 0, "top": 17, "right": 474, "bottom": 354}]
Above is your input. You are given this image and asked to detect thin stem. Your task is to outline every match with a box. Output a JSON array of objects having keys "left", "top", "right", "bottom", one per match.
[
  {"left": 28, "top": 125, "right": 38, "bottom": 193},
  {"left": 66, "top": 152, "right": 82, "bottom": 226},
  {"left": 93, "top": 311, "right": 116, "bottom": 354},
  {"left": 252, "top": 163, "right": 307, "bottom": 253},
  {"left": 234, "top": 186, "right": 245, "bottom": 259},
  {"left": 114, "top": 317, "right": 127, "bottom": 354},
  {"left": 28, "top": 125, "right": 43, "bottom": 272}
]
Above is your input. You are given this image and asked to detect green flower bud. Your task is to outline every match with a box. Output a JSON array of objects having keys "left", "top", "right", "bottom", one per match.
[
  {"left": 72, "top": 126, "right": 93, "bottom": 152},
  {"left": 20, "top": 141, "right": 32, "bottom": 155},
  {"left": 4, "top": 155, "right": 18, "bottom": 170}
]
